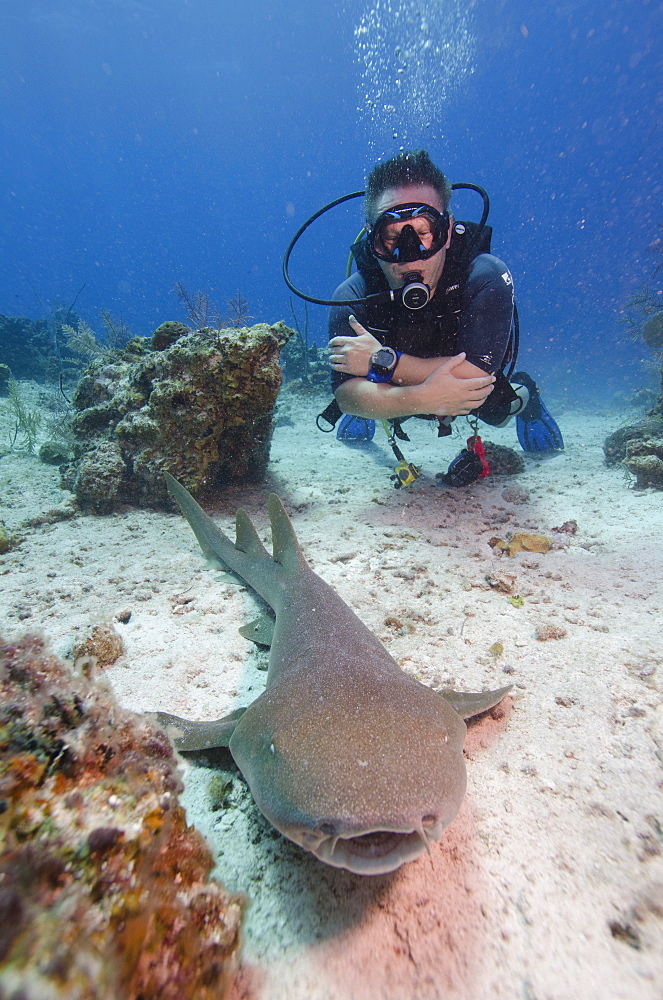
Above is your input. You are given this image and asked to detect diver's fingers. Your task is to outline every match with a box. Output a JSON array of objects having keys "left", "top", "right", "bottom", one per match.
[
  {"left": 464, "top": 377, "right": 495, "bottom": 392},
  {"left": 348, "top": 314, "right": 369, "bottom": 334},
  {"left": 440, "top": 352, "right": 467, "bottom": 372}
]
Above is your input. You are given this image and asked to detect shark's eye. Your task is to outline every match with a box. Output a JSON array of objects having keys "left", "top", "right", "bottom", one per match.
[
  {"left": 422, "top": 814, "right": 438, "bottom": 827},
  {"left": 319, "top": 822, "right": 336, "bottom": 836}
]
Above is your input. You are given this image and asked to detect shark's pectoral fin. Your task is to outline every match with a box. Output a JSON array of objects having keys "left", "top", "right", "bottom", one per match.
[
  {"left": 153, "top": 706, "right": 248, "bottom": 750},
  {"left": 238, "top": 612, "right": 275, "bottom": 647},
  {"left": 440, "top": 685, "right": 513, "bottom": 720}
]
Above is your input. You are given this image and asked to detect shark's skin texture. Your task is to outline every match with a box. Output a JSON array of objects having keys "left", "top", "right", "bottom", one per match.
[{"left": 157, "top": 473, "right": 511, "bottom": 875}]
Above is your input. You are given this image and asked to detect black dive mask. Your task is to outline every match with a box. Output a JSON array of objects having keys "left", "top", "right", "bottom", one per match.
[{"left": 367, "top": 203, "right": 449, "bottom": 264}]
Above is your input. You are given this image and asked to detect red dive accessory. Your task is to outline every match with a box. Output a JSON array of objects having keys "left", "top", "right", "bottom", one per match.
[{"left": 466, "top": 433, "right": 490, "bottom": 479}]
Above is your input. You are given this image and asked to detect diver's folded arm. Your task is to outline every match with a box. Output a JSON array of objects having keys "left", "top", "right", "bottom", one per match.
[{"left": 334, "top": 355, "right": 495, "bottom": 420}]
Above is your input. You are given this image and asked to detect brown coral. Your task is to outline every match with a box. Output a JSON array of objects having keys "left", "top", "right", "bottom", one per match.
[{"left": 0, "top": 633, "right": 243, "bottom": 1000}]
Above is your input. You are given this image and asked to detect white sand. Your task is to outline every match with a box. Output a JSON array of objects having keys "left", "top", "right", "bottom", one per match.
[{"left": 1, "top": 383, "right": 662, "bottom": 1000}]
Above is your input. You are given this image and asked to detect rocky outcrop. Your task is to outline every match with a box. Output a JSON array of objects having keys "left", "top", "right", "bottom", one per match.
[
  {"left": 604, "top": 303, "right": 663, "bottom": 489},
  {"left": 603, "top": 415, "right": 663, "bottom": 489},
  {"left": 62, "top": 322, "right": 293, "bottom": 511}
]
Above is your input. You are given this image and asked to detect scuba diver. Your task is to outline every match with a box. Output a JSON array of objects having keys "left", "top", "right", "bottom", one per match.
[{"left": 323, "top": 150, "right": 564, "bottom": 484}]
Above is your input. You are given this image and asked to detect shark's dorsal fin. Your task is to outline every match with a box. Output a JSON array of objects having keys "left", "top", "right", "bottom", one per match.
[
  {"left": 235, "top": 508, "right": 269, "bottom": 559},
  {"left": 268, "top": 494, "right": 306, "bottom": 572}
]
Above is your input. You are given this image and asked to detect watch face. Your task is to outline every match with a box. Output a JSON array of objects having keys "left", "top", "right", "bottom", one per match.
[{"left": 374, "top": 348, "right": 396, "bottom": 370}]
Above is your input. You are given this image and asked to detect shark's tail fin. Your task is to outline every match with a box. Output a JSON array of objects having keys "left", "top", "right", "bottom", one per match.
[{"left": 164, "top": 471, "right": 240, "bottom": 571}]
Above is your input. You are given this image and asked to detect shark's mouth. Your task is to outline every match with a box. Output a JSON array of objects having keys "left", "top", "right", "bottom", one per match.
[
  {"left": 300, "top": 820, "right": 444, "bottom": 875},
  {"left": 343, "top": 830, "right": 410, "bottom": 859}
]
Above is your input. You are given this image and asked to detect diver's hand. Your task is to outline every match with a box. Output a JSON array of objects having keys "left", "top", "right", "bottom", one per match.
[
  {"left": 329, "top": 315, "right": 382, "bottom": 376},
  {"left": 416, "top": 354, "right": 495, "bottom": 416}
]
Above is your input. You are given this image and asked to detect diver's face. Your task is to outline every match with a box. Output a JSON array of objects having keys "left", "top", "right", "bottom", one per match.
[{"left": 371, "top": 184, "right": 452, "bottom": 296}]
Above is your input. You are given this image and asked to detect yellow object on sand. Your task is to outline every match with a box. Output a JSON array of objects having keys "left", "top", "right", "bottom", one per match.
[{"left": 489, "top": 532, "right": 554, "bottom": 556}]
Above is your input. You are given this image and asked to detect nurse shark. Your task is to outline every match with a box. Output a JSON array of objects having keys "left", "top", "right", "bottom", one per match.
[{"left": 156, "top": 472, "right": 511, "bottom": 876}]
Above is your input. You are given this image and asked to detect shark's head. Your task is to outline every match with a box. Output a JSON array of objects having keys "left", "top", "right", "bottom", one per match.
[{"left": 228, "top": 673, "right": 468, "bottom": 875}]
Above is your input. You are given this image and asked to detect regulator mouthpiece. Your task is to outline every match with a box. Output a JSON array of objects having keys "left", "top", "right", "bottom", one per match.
[{"left": 401, "top": 272, "right": 430, "bottom": 310}]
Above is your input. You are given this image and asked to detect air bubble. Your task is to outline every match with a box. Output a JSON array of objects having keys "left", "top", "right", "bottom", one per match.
[{"left": 353, "top": 0, "right": 477, "bottom": 148}]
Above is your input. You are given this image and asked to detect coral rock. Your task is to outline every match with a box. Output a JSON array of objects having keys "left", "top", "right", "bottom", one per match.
[
  {"left": 72, "top": 622, "right": 125, "bottom": 670},
  {"left": 38, "top": 440, "right": 74, "bottom": 465},
  {"left": 64, "top": 323, "right": 293, "bottom": 511},
  {"left": 0, "top": 522, "right": 10, "bottom": 554},
  {"left": 603, "top": 416, "right": 663, "bottom": 466},
  {"left": 623, "top": 445, "right": 663, "bottom": 489},
  {"left": 0, "top": 633, "right": 243, "bottom": 1000},
  {"left": 501, "top": 485, "right": 530, "bottom": 504},
  {"left": 535, "top": 624, "right": 568, "bottom": 641},
  {"left": 151, "top": 321, "right": 190, "bottom": 352},
  {"left": 74, "top": 440, "right": 127, "bottom": 513},
  {"left": 482, "top": 441, "right": 526, "bottom": 476},
  {"left": 485, "top": 571, "right": 517, "bottom": 593}
]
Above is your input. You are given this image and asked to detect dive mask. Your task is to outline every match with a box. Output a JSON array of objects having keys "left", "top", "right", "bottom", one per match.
[{"left": 367, "top": 203, "right": 450, "bottom": 264}]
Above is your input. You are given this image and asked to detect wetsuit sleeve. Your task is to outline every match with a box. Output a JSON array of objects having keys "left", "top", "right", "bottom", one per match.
[
  {"left": 458, "top": 254, "right": 515, "bottom": 374},
  {"left": 328, "top": 273, "right": 369, "bottom": 392}
]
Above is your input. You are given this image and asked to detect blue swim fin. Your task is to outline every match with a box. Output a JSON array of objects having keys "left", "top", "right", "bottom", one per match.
[
  {"left": 512, "top": 372, "right": 564, "bottom": 453},
  {"left": 337, "top": 414, "right": 375, "bottom": 443}
]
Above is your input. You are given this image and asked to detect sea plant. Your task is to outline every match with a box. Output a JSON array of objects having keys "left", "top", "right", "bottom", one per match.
[
  {"left": 61, "top": 318, "right": 104, "bottom": 360},
  {"left": 225, "top": 291, "right": 253, "bottom": 328},
  {"left": 100, "top": 309, "right": 132, "bottom": 350},
  {"left": 175, "top": 282, "right": 253, "bottom": 331},
  {"left": 175, "top": 281, "right": 222, "bottom": 328},
  {"left": 58, "top": 314, "right": 132, "bottom": 385},
  {"left": 2, "top": 376, "right": 42, "bottom": 454}
]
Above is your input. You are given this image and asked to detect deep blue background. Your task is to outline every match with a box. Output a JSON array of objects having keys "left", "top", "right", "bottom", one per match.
[{"left": 1, "top": 0, "right": 661, "bottom": 404}]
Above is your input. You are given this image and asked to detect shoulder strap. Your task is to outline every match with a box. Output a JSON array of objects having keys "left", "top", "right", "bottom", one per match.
[
  {"left": 438, "top": 220, "right": 493, "bottom": 332},
  {"left": 443, "top": 220, "right": 492, "bottom": 285}
]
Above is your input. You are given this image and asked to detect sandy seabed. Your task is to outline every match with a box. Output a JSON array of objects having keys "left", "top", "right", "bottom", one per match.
[{"left": 1, "top": 383, "right": 662, "bottom": 1000}]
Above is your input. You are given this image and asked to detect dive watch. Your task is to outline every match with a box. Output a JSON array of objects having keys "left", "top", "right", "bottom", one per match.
[{"left": 367, "top": 346, "right": 402, "bottom": 383}]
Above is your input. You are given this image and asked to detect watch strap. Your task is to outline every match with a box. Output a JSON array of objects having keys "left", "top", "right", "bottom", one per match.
[
  {"left": 367, "top": 347, "right": 402, "bottom": 383},
  {"left": 366, "top": 369, "right": 393, "bottom": 383}
]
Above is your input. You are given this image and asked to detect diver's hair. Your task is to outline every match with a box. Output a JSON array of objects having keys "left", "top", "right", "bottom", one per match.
[{"left": 365, "top": 150, "right": 452, "bottom": 222}]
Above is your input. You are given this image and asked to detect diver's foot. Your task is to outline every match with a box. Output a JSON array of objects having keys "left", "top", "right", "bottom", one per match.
[
  {"left": 511, "top": 372, "right": 564, "bottom": 453},
  {"left": 336, "top": 414, "right": 376, "bottom": 444}
]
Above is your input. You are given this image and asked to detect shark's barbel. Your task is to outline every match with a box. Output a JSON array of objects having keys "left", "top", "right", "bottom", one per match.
[{"left": 157, "top": 472, "right": 511, "bottom": 875}]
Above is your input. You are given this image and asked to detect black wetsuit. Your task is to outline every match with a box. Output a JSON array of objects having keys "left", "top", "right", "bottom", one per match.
[{"left": 328, "top": 248, "right": 519, "bottom": 425}]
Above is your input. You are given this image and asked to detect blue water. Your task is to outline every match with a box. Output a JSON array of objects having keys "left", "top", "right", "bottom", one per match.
[{"left": 1, "top": 0, "right": 660, "bottom": 403}]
